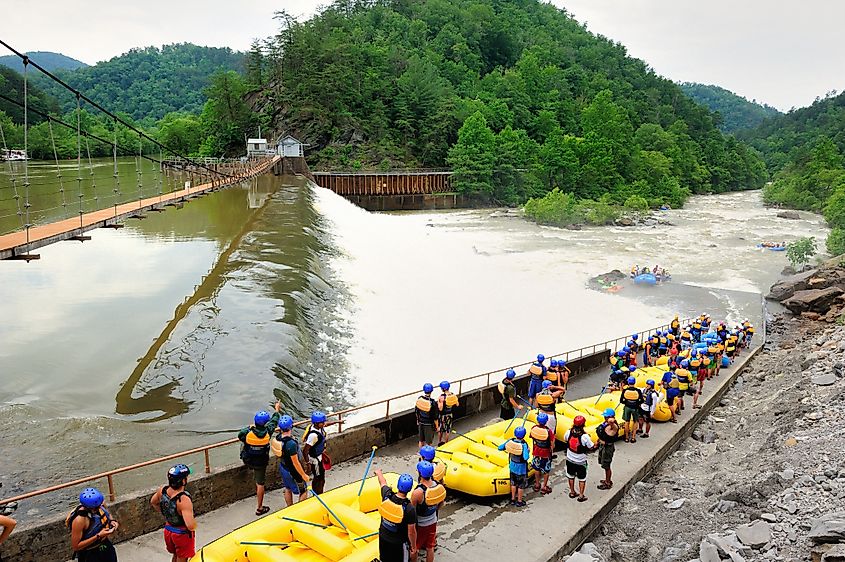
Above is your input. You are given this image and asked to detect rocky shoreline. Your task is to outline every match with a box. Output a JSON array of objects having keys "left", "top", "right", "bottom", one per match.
[{"left": 564, "top": 273, "right": 845, "bottom": 562}]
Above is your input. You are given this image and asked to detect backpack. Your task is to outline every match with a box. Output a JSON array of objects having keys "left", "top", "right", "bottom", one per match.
[{"left": 567, "top": 429, "right": 586, "bottom": 454}]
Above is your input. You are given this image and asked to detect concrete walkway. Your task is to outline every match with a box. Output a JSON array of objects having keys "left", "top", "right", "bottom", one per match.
[{"left": 113, "top": 349, "right": 758, "bottom": 562}]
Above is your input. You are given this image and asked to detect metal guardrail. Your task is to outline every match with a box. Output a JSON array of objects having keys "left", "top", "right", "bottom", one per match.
[
  {"left": 312, "top": 168, "right": 453, "bottom": 176},
  {"left": 0, "top": 316, "right": 696, "bottom": 506}
]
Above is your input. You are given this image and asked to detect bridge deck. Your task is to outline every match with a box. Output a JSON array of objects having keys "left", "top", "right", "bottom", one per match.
[
  {"left": 113, "top": 349, "right": 758, "bottom": 562},
  {"left": 0, "top": 156, "right": 279, "bottom": 260}
]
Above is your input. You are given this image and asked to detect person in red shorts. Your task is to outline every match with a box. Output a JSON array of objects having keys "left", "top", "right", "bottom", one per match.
[
  {"left": 151, "top": 464, "right": 196, "bottom": 562},
  {"left": 410, "top": 461, "right": 446, "bottom": 562}
]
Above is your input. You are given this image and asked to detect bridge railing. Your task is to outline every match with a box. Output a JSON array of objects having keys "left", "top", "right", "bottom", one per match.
[
  {"left": 312, "top": 168, "right": 453, "bottom": 175},
  {"left": 0, "top": 316, "right": 696, "bottom": 506}
]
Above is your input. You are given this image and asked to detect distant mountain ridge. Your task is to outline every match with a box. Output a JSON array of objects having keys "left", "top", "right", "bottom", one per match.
[
  {"left": 680, "top": 82, "right": 781, "bottom": 133},
  {"left": 0, "top": 51, "right": 88, "bottom": 72}
]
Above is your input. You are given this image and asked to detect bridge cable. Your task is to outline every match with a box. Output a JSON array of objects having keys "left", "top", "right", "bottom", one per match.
[
  {"left": 46, "top": 117, "right": 69, "bottom": 217},
  {"left": 112, "top": 117, "right": 120, "bottom": 218},
  {"left": 76, "top": 93, "right": 83, "bottom": 227},
  {"left": 85, "top": 136, "right": 99, "bottom": 210},
  {"left": 136, "top": 132, "right": 143, "bottom": 209},
  {"left": 22, "top": 56, "right": 30, "bottom": 251},
  {"left": 0, "top": 39, "right": 237, "bottom": 181},
  {"left": 0, "top": 116, "right": 25, "bottom": 230}
]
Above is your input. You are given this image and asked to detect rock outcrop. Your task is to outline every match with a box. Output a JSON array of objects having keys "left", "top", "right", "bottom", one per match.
[
  {"left": 768, "top": 266, "right": 845, "bottom": 320},
  {"left": 777, "top": 210, "right": 801, "bottom": 220}
]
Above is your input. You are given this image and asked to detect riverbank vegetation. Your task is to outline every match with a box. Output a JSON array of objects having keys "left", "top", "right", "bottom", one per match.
[{"left": 740, "top": 90, "right": 845, "bottom": 254}]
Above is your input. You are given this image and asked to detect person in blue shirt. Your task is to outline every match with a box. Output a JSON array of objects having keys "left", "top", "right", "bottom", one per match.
[{"left": 498, "top": 426, "right": 530, "bottom": 507}]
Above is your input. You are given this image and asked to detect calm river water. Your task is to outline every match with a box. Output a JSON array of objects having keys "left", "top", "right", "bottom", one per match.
[{"left": 0, "top": 159, "right": 829, "bottom": 517}]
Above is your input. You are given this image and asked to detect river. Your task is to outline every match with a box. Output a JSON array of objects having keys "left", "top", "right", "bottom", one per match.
[{"left": 0, "top": 159, "right": 829, "bottom": 518}]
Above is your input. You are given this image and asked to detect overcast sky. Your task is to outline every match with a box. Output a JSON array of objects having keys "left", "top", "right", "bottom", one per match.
[{"left": 2, "top": 0, "right": 842, "bottom": 111}]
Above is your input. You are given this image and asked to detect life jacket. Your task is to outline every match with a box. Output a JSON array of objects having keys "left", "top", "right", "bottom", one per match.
[
  {"left": 708, "top": 345, "right": 719, "bottom": 355},
  {"left": 659, "top": 336, "right": 668, "bottom": 347},
  {"left": 415, "top": 395, "right": 437, "bottom": 425},
  {"left": 499, "top": 379, "right": 514, "bottom": 408},
  {"left": 379, "top": 492, "right": 409, "bottom": 535},
  {"left": 675, "top": 368, "right": 690, "bottom": 390},
  {"left": 279, "top": 435, "right": 304, "bottom": 475},
  {"left": 746, "top": 326, "right": 755, "bottom": 335},
  {"left": 529, "top": 363, "right": 544, "bottom": 380},
  {"left": 692, "top": 321, "right": 701, "bottom": 330},
  {"left": 536, "top": 390, "right": 555, "bottom": 411},
  {"left": 159, "top": 487, "right": 191, "bottom": 531},
  {"left": 504, "top": 438, "right": 527, "bottom": 465},
  {"left": 621, "top": 386, "right": 642, "bottom": 407},
  {"left": 689, "top": 358, "right": 701, "bottom": 370},
  {"left": 432, "top": 461, "right": 446, "bottom": 482},
  {"left": 415, "top": 482, "right": 446, "bottom": 526},
  {"left": 597, "top": 421, "right": 620, "bottom": 443},
  {"left": 669, "top": 376, "right": 680, "bottom": 389},
  {"left": 530, "top": 425, "right": 553, "bottom": 458},
  {"left": 305, "top": 426, "right": 327, "bottom": 458},
  {"left": 440, "top": 391, "right": 459, "bottom": 415},
  {"left": 681, "top": 331, "right": 691, "bottom": 342},
  {"left": 66, "top": 505, "right": 113, "bottom": 550},
  {"left": 643, "top": 389, "right": 659, "bottom": 410},
  {"left": 671, "top": 319, "right": 680, "bottom": 330},
  {"left": 567, "top": 428, "right": 587, "bottom": 455},
  {"left": 545, "top": 368, "right": 559, "bottom": 383},
  {"left": 701, "top": 356, "right": 711, "bottom": 368},
  {"left": 241, "top": 428, "right": 271, "bottom": 467}
]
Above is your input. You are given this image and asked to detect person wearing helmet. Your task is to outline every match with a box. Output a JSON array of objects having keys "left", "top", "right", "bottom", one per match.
[
  {"left": 418, "top": 446, "right": 446, "bottom": 483},
  {"left": 536, "top": 380, "right": 564, "bottom": 436},
  {"left": 564, "top": 416, "right": 595, "bottom": 502},
  {"left": 497, "top": 426, "right": 530, "bottom": 507},
  {"left": 498, "top": 369, "right": 524, "bottom": 420},
  {"left": 527, "top": 354, "right": 547, "bottom": 407},
  {"left": 596, "top": 408, "right": 621, "bottom": 490},
  {"left": 238, "top": 400, "right": 282, "bottom": 516},
  {"left": 67, "top": 487, "right": 119, "bottom": 562},
  {"left": 675, "top": 361, "right": 691, "bottom": 413},
  {"left": 609, "top": 351, "right": 626, "bottom": 389},
  {"left": 640, "top": 380, "right": 661, "bottom": 438},
  {"left": 415, "top": 384, "right": 440, "bottom": 449},
  {"left": 556, "top": 359, "right": 571, "bottom": 397},
  {"left": 691, "top": 317, "right": 702, "bottom": 342},
  {"left": 662, "top": 369, "right": 679, "bottom": 423},
  {"left": 273, "top": 415, "right": 310, "bottom": 506},
  {"left": 375, "top": 469, "right": 417, "bottom": 562},
  {"left": 530, "top": 412, "right": 555, "bottom": 494},
  {"left": 303, "top": 411, "right": 332, "bottom": 494},
  {"left": 150, "top": 464, "right": 196, "bottom": 562},
  {"left": 680, "top": 326, "right": 693, "bottom": 350},
  {"left": 411, "top": 461, "right": 446, "bottom": 562},
  {"left": 620, "top": 376, "right": 643, "bottom": 443},
  {"left": 437, "top": 381, "right": 459, "bottom": 446}
]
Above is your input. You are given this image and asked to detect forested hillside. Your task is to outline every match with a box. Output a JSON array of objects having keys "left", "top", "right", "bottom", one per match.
[
  {"left": 0, "top": 66, "right": 59, "bottom": 125},
  {"left": 32, "top": 44, "right": 244, "bottom": 123},
  {"left": 680, "top": 82, "right": 780, "bottom": 133},
  {"left": 0, "top": 51, "right": 88, "bottom": 73},
  {"left": 250, "top": 0, "right": 766, "bottom": 211},
  {"left": 739, "top": 91, "right": 845, "bottom": 253}
]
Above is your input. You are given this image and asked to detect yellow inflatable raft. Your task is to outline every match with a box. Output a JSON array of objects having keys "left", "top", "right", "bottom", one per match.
[
  {"left": 191, "top": 474, "right": 401, "bottom": 562},
  {"left": 435, "top": 418, "right": 537, "bottom": 497}
]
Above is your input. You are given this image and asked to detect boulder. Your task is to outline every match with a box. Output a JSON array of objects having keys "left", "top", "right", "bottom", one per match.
[
  {"left": 808, "top": 512, "right": 845, "bottom": 543},
  {"left": 783, "top": 287, "right": 844, "bottom": 315},
  {"left": 616, "top": 217, "right": 635, "bottom": 227},
  {"left": 822, "top": 544, "right": 845, "bottom": 562},
  {"left": 777, "top": 210, "right": 801, "bottom": 219},
  {"left": 668, "top": 498, "right": 686, "bottom": 509},
  {"left": 811, "top": 373, "right": 838, "bottom": 386},
  {"left": 736, "top": 520, "right": 771, "bottom": 548},
  {"left": 699, "top": 541, "right": 721, "bottom": 562},
  {"left": 767, "top": 269, "right": 818, "bottom": 301},
  {"left": 802, "top": 312, "right": 823, "bottom": 321}
]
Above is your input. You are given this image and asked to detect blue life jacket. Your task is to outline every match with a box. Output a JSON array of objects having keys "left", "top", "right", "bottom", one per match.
[{"left": 66, "top": 506, "right": 113, "bottom": 550}]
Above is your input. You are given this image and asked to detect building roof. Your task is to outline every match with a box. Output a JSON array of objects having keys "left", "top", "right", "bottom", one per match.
[
  {"left": 280, "top": 135, "right": 301, "bottom": 144},
  {"left": 247, "top": 138, "right": 267, "bottom": 144}
]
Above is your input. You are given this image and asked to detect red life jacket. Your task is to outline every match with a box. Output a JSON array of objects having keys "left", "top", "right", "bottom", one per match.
[{"left": 567, "top": 428, "right": 587, "bottom": 455}]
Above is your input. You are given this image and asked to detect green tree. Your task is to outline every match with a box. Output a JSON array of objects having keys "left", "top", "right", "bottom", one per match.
[
  {"left": 786, "top": 237, "right": 817, "bottom": 268},
  {"left": 200, "top": 71, "right": 256, "bottom": 156},
  {"left": 447, "top": 111, "right": 495, "bottom": 197}
]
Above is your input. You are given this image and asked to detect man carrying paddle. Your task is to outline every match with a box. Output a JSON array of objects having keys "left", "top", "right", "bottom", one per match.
[{"left": 498, "top": 369, "right": 523, "bottom": 420}]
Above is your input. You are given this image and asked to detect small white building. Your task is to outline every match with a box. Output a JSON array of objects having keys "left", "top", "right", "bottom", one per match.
[
  {"left": 278, "top": 135, "right": 304, "bottom": 158},
  {"left": 247, "top": 138, "right": 268, "bottom": 157}
]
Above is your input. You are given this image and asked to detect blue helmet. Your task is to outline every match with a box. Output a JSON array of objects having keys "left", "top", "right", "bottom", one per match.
[
  {"left": 681, "top": 360, "right": 690, "bottom": 368},
  {"left": 629, "top": 366, "right": 637, "bottom": 372},
  {"left": 627, "top": 340, "right": 635, "bottom": 346},
  {"left": 311, "top": 411, "right": 327, "bottom": 425},
  {"left": 506, "top": 369, "right": 516, "bottom": 379},
  {"left": 560, "top": 359, "right": 567, "bottom": 366},
  {"left": 254, "top": 410, "right": 271, "bottom": 427},
  {"left": 279, "top": 415, "right": 294, "bottom": 431},
  {"left": 622, "top": 346, "right": 630, "bottom": 353},
  {"left": 646, "top": 379, "right": 655, "bottom": 387},
  {"left": 616, "top": 351, "right": 625, "bottom": 357},
  {"left": 397, "top": 473, "right": 414, "bottom": 493},
  {"left": 514, "top": 426, "right": 526, "bottom": 439},
  {"left": 537, "top": 412, "right": 549, "bottom": 425},
  {"left": 439, "top": 381, "right": 450, "bottom": 391},
  {"left": 542, "top": 380, "right": 552, "bottom": 389},
  {"left": 603, "top": 408, "right": 616, "bottom": 418},
  {"left": 423, "top": 383, "right": 434, "bottom": 394},
  {"left": 656, "top": 330, "right": 662, "bottom": 336},
  {"left": 168, "top": 464, "right": 190, "bottom": 482},
  {"left": 691, "top": 349, "right": 698, "bottom": 357},
  {"left": 550, "top": 359, "right": 558, "bottom": 368},
  {"left": 631, "top": 334, "right": 638, "bottom": 340},
  {"left": 627, "top": 376, "right": 636, "bottom": 384},
  {"left": 419, "top": 445, "right": 436, "bottom": 461},
  {"left": 417, "top": 461, "right": 434, "bottom": 479},
  {"left": 79, "top": 487, "right": 104, "bottom": 509},
  {"left": 537, "top": 354, "right": 545, "bottom": 363}
]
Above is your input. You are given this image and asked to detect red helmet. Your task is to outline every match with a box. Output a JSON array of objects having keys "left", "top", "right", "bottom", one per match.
[{"left": 573, "top": 415, "right": 586, "bottom": 427}]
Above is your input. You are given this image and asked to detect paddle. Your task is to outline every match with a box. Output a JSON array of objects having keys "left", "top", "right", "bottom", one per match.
[
  {"left": 352, "top": 532, "right": 378, "bottom": 541},
  {"left": 309, "top": 488, "right": 348, "bottom": 532},
  {"left": 450, "top": 429, "right": 479, "bottom": 444},
  {"left": 357, "top": 447, "right": 378, "bottom": 496},
  {"left": 282, "top": 517, "right": 327, "bottom": 528},
  {"left": 505, "top": 405, "right": 529, "bottom": 433},
  {"left": 594, "top": 386, "right": 608, "bottom": 406}
]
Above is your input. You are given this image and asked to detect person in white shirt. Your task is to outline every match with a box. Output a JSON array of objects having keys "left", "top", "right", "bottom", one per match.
[{"left": 564, "top": 416, "right": 595, "bottom": 502}]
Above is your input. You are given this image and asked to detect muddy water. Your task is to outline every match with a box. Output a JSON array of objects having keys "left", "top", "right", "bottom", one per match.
[{"left": 0, "top": 175, "right": 827, "bottom": 517}]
